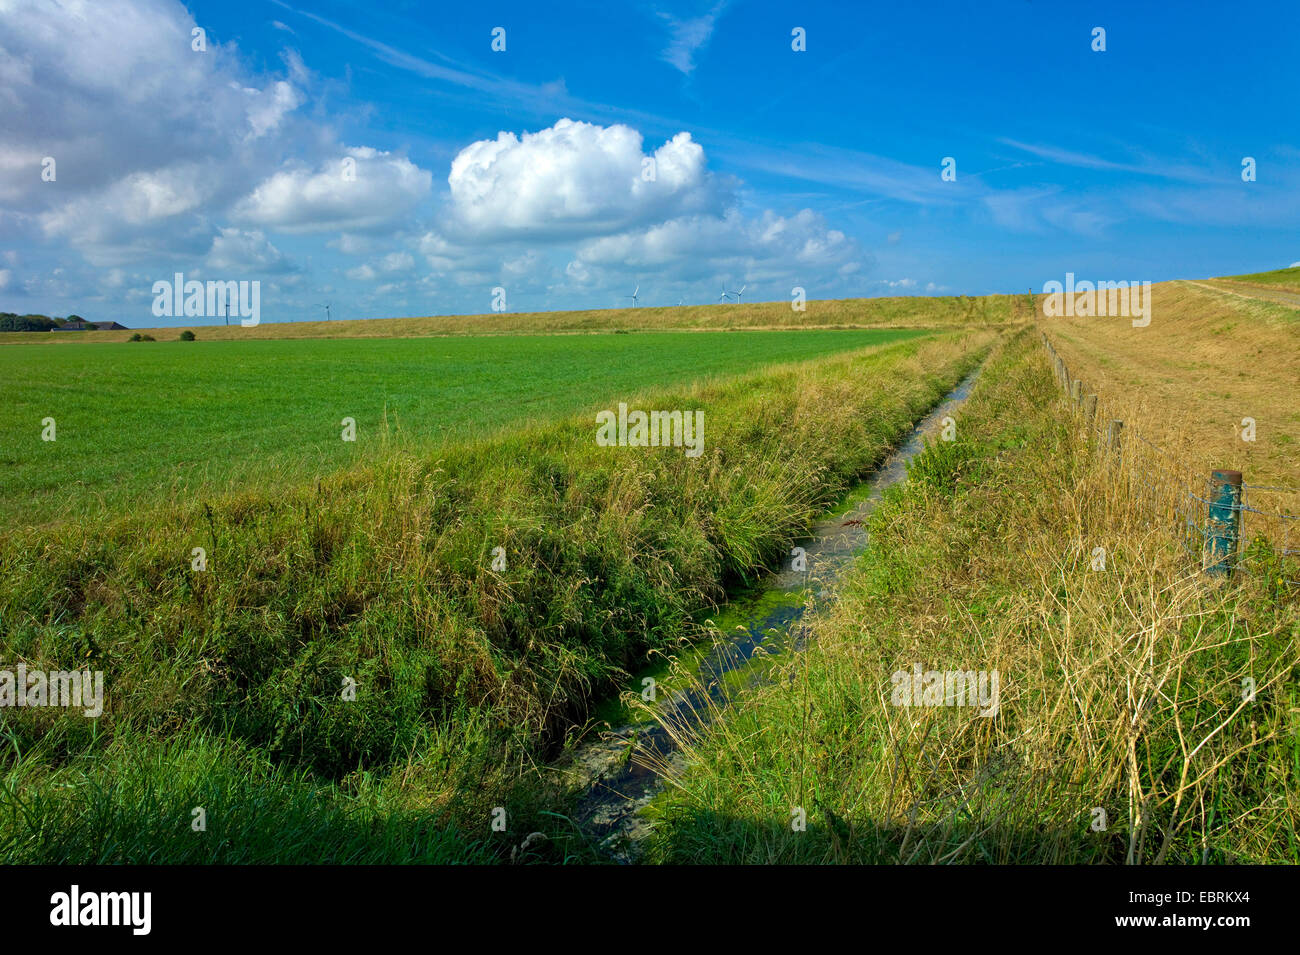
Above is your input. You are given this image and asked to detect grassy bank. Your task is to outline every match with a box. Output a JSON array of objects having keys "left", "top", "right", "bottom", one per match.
[
  {"left": 0, "top": 329, "right": 994, "bottom": 863},
  {"left": 643, "top": 329, "right": 1299, "bottom": 864}
]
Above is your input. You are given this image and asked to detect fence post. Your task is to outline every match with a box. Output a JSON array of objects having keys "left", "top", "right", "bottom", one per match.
[
  {"left": 1083, "top": 393, "right": 1097, "bottom": 421},
  {"left": 1070, "top": 379, "right": 1083, "bottom": 403},
  {"left": 1206, "top": 469, "right": 1243, "bottom": 577},
  {"left": 1106, "top": 420, "right": 1123, "bottom": 453}
]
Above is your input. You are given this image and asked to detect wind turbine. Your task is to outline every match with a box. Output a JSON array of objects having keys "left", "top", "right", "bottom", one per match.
[
  {"left": 677, "top": 296, "right": 685, "bottom": 307},
  {"left": 624, "top": 285, "right": 640, "bottom": 307},
  {"left": 316, "top": 303, "right": 332, "bottom": 321},
  {"left": 718, "top": 286, "right": 730, "bottom": 303},
  {"left": 724, "top": 284, "right": 746, "bottom": 304}
]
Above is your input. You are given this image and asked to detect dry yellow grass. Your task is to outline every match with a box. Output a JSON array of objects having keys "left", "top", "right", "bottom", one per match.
[{"left": 1039, "top": 280, "right": 1300, "bottom": 525}]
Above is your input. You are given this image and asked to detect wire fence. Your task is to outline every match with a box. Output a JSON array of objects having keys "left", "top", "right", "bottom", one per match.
[{"left": 1038, "top": 331, "right": 1300, "bottom": 589}]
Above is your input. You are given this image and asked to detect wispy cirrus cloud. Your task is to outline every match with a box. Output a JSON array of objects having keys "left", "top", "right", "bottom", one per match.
[
  {"left": 999, "top": 138, "right": 1218, "bottom": 184},
  {"left": 714, "top": 139, "right": 956, "bottom": 206},
  {"left": 269, "top": 0, "right": 701, "bottom": 137},
  {"left": 657, "top": 3, "right": 728, "bottom": 76},
  {"left": 270, "top": 0, "right": 569, "bottom": 112}
]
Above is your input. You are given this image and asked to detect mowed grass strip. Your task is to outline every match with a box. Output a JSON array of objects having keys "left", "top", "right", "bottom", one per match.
[
  {"left": 1214, "top": 264, "right": 1300, "bottom": 294},
  {"left": 0, "top": 330, "right": 994, "bottom": 863},
  {"left": 0, "top": 328, "right": 928, "bottom": 528}
]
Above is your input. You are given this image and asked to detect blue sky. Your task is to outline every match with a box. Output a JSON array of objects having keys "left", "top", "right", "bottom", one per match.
[{"left": 2, "top": 0, "right": 1297, "bottom": 324}]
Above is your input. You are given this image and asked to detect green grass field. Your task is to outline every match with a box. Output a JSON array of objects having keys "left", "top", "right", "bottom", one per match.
[{"left": 0, "top": 328, "right": 928, "bottom": 527}]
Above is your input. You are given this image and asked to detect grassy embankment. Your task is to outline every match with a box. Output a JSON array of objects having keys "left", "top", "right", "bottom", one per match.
[
  {"left": 0, "top": 329, "right": 995, "bottom": 863},
  {"left": 1044, "top": 278, "right": 1300, "bottom": 518},
  {"left": 0, "top": 293, "right": 1025, "bottom": 345},
  {"left": 642, "top": 328, "right": 1299, "bottom": 864},
  {"left": 0, "top": 328, "right": 928, "bottom": 528}
]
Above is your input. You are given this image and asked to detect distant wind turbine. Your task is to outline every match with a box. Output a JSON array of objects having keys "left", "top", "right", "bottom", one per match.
[
  {"left": 316, "top": 303, "right": 332, "bottom": 321},
  {"left": 724, "top": 284, "right": 746, "bottom": 304},
  {"left": 624, "top": 285, "right": 640, "bottom": 307},
  {"left": 718, "top": 286, "right": 729, "bottom": 303}
]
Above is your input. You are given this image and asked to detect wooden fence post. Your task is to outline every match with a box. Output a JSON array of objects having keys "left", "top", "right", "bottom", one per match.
[{"left": 1106, "top": 420, "right": 1123, "bottom": 453}]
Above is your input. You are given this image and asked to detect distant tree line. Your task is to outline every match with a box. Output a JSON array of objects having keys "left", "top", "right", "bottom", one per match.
[
  {"left": 1, "top": 312, "right": 62, "bottom": 331},
  {"left": 0, "top": 312, "right": 88, "bottom": 331},
  {"left": 0, "top": 312, "right": 127, "bottom": 332}
]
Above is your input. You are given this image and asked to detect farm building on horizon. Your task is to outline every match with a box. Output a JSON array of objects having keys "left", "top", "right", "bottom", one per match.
[{"left": 52, "top": 320, "right": 130, "bottom": 331}]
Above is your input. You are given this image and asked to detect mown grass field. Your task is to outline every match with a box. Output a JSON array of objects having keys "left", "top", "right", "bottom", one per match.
[
  {"left": 0, "top": 328, "right": 929, "bottom": 528},
  {"left": 0, "top": 325, "right": 996, "bottom": 863}
]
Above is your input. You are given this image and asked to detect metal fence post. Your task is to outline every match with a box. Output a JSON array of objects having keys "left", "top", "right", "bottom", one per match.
[{"left": 1206, "top": 469, "right": 1243, "bottom": 577}]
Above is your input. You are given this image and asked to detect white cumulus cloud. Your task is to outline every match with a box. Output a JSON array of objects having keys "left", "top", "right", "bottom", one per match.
[
  {"left": 234, "top": 147, "right": 432, "bottom": 234},
  {"left": 206, "top": 228, "right": 294, "bottom": 273},
  {"left": 566, "top": 208, "right": 862, "bottom": 288},
  {"left": 444, "top": 119, "right": 724, "bottom": 241}
]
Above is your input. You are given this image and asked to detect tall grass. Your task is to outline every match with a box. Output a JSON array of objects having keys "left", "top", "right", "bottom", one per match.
[
  {"left": 0, "top": 730, "right": 497, "bottom": 864},
  {"left": 0, "top": 330, "right": 994, "bottom": 862},
  {"left": 642, "top": 329, "right": 1299, "bottom": 864}
]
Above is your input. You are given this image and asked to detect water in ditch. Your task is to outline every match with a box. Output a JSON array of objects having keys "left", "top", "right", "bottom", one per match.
[{"left": 556, "top": 367, "right": 983, "bottom": 861}]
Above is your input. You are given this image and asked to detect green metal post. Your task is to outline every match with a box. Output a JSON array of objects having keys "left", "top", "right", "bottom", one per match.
[{"left": 1206, "top": 470, "right": 1243, "bottom": 577}]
